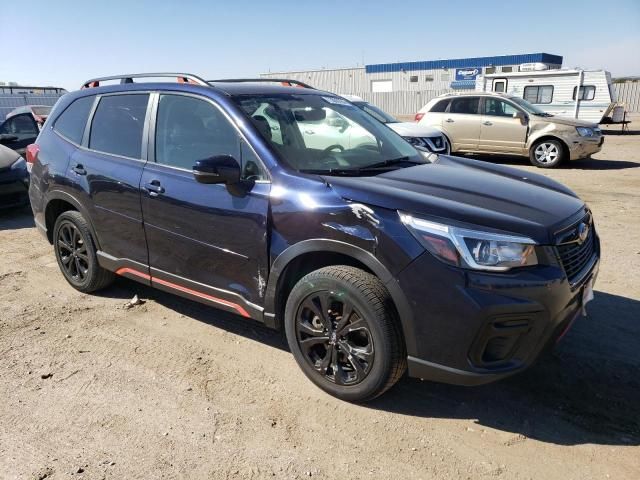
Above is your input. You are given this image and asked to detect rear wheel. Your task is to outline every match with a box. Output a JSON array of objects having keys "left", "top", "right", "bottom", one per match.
[
  {"left": 53, "top": 211, "right": 114, "bottom": 293},
  {"left": 529, "top": 139, "right": 564, "bottom": 168},
  {"left": 285, "top": 266, "right": 406, "bottom": 402}
]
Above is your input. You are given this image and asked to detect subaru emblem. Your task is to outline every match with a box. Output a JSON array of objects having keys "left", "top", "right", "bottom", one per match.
[{"left": 577, "top": 222, "right": 589, "bottom": 244}]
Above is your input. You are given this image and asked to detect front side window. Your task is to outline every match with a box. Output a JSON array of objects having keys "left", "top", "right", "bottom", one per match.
[
  {"left": 573, "top": 85, "right": 596, "bottom": 101},
  {"left": 484, "top": 98, "right": 519, "bottom": 117},
  {"left": 523, "top": 85, "right": 553, "bottom": 104},
  {"left": 234, "top": 94, "right": 422, "bottom": 175},
  {"left": 450, "top": 97, "right": 479, "bottom": 115},
  {"left": 0, "top": 114, "right": 38, "bottom": 139},
  {"left": 89, "top": 94, "right": 149, "bottom": 159},
  {"left": 54, "top": 95, "right": 95, "bottom": 144},
  {"left": 154, "top": 94, "right": 266, "bottom": 181}
]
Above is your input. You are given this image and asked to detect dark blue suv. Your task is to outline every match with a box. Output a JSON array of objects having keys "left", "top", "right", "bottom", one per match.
[{"left": 28, "top": 73, "right": 600, "bottom": 401}]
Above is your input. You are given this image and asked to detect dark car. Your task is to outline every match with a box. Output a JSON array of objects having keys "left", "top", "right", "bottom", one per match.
[
  {"left": 28, "top": 73, "right": 599, "bottom": 402},
  {"left": 0, "top": 106, "right": 51, "bottom": 156},
  {"left": 0, "top": 143, "right": 29, "bottom": 209}
]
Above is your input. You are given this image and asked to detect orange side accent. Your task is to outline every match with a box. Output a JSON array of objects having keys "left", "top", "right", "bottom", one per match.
[
  {"left": 115, "top": 267, "right": 250, "bottom": 318},
  {"left": 115, "top": 267, "right": 151, "bottom": 280}
]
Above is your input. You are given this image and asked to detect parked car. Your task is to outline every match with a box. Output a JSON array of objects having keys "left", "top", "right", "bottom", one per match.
[
  {"left": 342, "top": 95, "right": 449, "bottom": 154},
  {"left": 29, "top": 74, "right": 599, "bottom": 401},
  {"left": 0, "top": 105, "right": 51, "bottom": 155},
  {"left": 0, "top": 143, "right": 29, "bottom": 209},
  {"left": 416, "top": 92, "right": 604, "bottom": 168}
]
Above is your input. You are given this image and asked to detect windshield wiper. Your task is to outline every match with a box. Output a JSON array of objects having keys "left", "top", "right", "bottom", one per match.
[{"left": 359, "top": 156, "right": 422, "bottom": 170}]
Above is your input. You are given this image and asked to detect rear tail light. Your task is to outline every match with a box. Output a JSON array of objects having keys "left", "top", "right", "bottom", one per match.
[
  {"left": 414, "top": 112, "right": 425, "bottom": 122},
  {"left": 26, "top": 144, "right": 39, "bottom": 173}
]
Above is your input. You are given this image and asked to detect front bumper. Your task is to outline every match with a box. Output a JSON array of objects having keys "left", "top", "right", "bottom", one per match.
[
  {"left": 568, "top": 135, "right": 604, "bottom": 160},
  {"left": 398, "top": 241, "right": 599, "bottom": 386},
  {"left": 0, "top": 170, "right": 30, "bottom": 209}
]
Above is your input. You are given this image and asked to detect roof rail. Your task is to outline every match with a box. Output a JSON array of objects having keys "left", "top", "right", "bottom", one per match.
[
  {"left": 81, "top": 73, "right": 209, "bottom": 89},
  {"left": 208, "top": 78, "right": 315, "bottom": 89}
]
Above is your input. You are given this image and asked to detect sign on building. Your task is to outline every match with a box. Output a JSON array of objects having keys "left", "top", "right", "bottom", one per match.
[{"left": 455, "top": 67, "right": 481, "bottom": 81}]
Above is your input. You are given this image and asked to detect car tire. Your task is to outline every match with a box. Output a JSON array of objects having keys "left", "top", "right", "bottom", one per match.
[
  {"left": 529, "top": 139, "right": 565, "bottom": 168},
  {"left": 53, "top": 211, "right": 115, "bottom": 293},
  {"left": 284, "top": 265, "right": 406, "bottom": 402}
]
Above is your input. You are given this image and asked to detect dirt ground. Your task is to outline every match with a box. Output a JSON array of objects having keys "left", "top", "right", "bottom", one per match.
[{"left": 1, "top": 129, "right": 639, "bottom": 480}]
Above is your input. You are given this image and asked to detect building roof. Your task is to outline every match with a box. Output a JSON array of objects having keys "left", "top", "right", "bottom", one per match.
[{"left": 365, "top": 53, "right": 563, "bottom": 74}]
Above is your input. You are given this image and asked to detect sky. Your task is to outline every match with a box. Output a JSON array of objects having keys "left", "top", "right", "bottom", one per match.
[{"left": 1, "top": 0, "right": 639, "bottom": 91}]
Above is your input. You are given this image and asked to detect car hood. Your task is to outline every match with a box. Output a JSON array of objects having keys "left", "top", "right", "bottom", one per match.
[
  {"left": 534, "top": 114, "right": 598, "bottom": 128},
  {"left": 324, "top": 155, "right": 585, "bottom": 244},
  {"left": 387, "top": 122, "right": 442, "bottom": 138},
  {"left": 0, "top": 144, "right": 21, "bottom": 171}
]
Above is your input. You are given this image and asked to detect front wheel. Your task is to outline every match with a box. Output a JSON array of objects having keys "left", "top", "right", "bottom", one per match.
[
  {"left": 529, "top": 139, "right": 565, "bottom": 168},
  {"left": 284, "top": 266, "right": 406, "bottom": 402}
]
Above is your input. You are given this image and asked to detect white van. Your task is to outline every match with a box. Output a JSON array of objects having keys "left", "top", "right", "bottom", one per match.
[{"left": 476, "top": 69, "right": 616, "bottom": 123}]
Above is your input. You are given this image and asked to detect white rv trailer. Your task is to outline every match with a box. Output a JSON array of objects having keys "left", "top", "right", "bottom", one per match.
[{"left": 475, "top": 69, "right": 616, "bottom": 123}]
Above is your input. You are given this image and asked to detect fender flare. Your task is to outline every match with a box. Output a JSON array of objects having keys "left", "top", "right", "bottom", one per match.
[
  {"left": 43, "top": 189, "right": 102, "bottom": 250},
  {"left": 264, "top": 239, "right": 417, "bottom": 355}
]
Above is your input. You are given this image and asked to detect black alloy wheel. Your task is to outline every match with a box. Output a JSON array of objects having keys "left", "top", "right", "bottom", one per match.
[
  {"left": 57, "top": 220, "right": 90, "bottom": 283},
  {"left": 295, "top": 291, "right": 374, "bottom": 386}
]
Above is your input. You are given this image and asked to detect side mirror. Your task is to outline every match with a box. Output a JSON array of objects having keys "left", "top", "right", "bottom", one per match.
[
  {"left": 193, "top": 155, "right": 241, "bottom": 184},
  {"left": 513, "top": 111, "right": 528, "bottom": 124},
  {"left": 0, "top": 134, "right": 18, "bottom": 144}
]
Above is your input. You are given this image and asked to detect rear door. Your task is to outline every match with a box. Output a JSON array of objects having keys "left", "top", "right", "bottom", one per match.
[
  {"left": 139, "top": 93, "right": 270, "bottom": 318},
  {"left": 442, "top": 97, "right": 481, "bottom": 151},
  {"left": 478, "top": 98, "right": 527, "bottom": 153},
  {"left": 0, "top": 113, "right": 39, "bottom": 155},
  {"left": 72, "top": 92, "right": 151, "bottom": 270}
]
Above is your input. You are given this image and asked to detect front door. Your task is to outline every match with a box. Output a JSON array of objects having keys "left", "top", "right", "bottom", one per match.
[
  {"left": 478, "top": 98, "right": 527, "bottom": 153},
  {"left": 442, "top": 96, "right": 481, "bottom": 151},
  {"left": 140, "top": 93, "right": 270, "bottom": 319}
]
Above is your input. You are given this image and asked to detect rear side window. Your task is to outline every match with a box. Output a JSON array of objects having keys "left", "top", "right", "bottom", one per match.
[
  {"left": 450, "top": 97, "right": 479, "bottom": 114},
  {"left": 54, "top": 96, "right": 95, "bottom": 144},
  {"left": 89, "top": 94, "right": 149, "bottom": 159},
  {"left": 523, "top": 85, "right": 553, "bottom": 104},
  {"left": 429, "top": 99, "right": 450, "bottom": 113},
  {"left": 573, "top": 85, "right": 596, "bottom": 101}
]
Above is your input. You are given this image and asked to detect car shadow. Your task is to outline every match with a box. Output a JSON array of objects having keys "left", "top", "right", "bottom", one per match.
[
  {"left": 464, "top": 153, "right": 640, "bottom": 170},
  {"left": 0, "top": 206, "right": 34, "bottom": 230},
  {"left": 101, "top": 277, "right": 639, "bottom": 446},
  {"left": 367, "top": 290, "right": 640, "bottom": 446}
]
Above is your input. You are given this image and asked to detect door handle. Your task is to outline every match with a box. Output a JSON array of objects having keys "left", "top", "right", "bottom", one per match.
[
  {"left": 72, "top": 164, "right": 87, "bottom": 175},
  {"left": 143, "top": 180, "right": 165, "bottom": 197},
  {"left": 445, "top": 118, "right": 454, "bottom": 123},
  {"left": 305, "top": 130, "right": 315, "bottom": 135},
  {"left": 483, "top": 121, "right": 493, "bottom": 126}
]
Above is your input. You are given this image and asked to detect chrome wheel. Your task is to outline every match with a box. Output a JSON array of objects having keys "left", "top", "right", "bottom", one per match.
[
  {"left": 534, "top": 142, "right": 560, "bottom": 164},
  {"left": 56, "top": 221, "right": 90, "bottom": 283},
  {"left": 295, "top": 291, "right": 374, "bottom": 386}
]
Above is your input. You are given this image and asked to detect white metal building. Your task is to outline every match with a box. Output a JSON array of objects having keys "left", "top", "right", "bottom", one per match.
[{"left": 261, "top": 53, "right": 563, "bottom": 94}]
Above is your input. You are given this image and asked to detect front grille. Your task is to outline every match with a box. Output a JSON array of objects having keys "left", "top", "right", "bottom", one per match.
[{"left": 556, "top": 216, "right": 596, "bottom": 283}]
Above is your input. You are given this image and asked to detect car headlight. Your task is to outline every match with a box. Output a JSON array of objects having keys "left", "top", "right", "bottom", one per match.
[
  {"left": 399, "top": 212, "right": 538, "bottom": 271},
  {"left": 11, "top": 157, "right": 27, "bottom": 171},
  {"left": 576, "top": 127, "right": 594, "bottom": 137}
]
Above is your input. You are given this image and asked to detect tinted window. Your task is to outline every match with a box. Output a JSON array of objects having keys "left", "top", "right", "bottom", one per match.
[
  {"left": 0, "top": 114, "right": 37, "bottom": 136},
  {"left": 155, "top": 94, "right": 240, "bottom": 170},
  {"left": 89, "top": 94, "right": 149, "bottom": 159},
  {"left": 523, "top": 86, "right": 553, "bottom": 104},
  {"left": 450, "top": 97, "right": 479, "bottom": 114},
  {"left": 501, "top": 66, "right": 513, "bottom": 73},
  {"left": 54, "top": 96, "right": 95, "bottom": 144},
  {"left": 484, "top": 98, "right": 518, "bottom": 117},
  {"left": 485, "top": 67, "right": 496, "bottom": 74},
  {"left": 429, "top": 99, "right": 450, "bottom": 113},
  {"left": 573, "top": 85, "right": 596, "bottom": 101}
]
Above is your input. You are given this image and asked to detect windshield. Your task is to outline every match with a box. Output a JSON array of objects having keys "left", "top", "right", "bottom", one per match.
[
  {"left": 353, "top": 102, "right": 398, "bottom": 124},
  {"left": 508, "top": 97, "right": 550, "bottom": 116},
  {"left": 31, "top": 106, "right": 52, "bottom": 116},
  {"left": 234, "top": 94, "right": 422, "bottom": 175}
]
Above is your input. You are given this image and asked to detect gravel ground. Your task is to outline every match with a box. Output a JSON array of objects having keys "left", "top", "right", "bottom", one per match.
[{"left": 0, "top": 132, "right": 639, "bottom": 479}]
